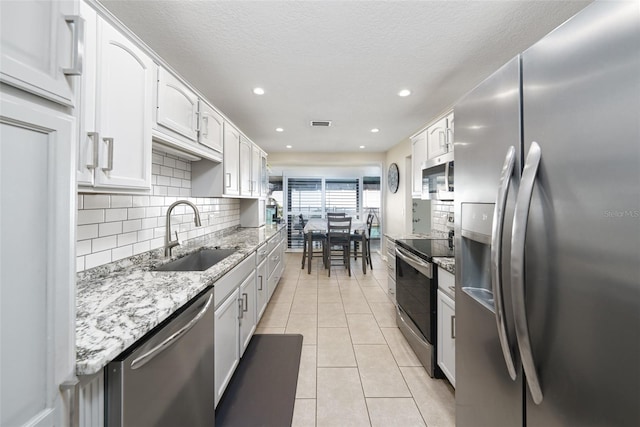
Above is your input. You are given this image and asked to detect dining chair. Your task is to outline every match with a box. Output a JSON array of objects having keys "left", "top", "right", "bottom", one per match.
[
  {"left": 300, "top": 214, "right": 326, "bottom": 273},
  {"left": 364, "top": 212, "right": 374, "bottom": 269},
  {"left": 325, "top": 216, "right": 352, "bottom": 277}
]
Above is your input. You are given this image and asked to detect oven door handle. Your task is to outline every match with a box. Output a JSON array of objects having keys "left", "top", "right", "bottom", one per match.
[{"left": 396, "top": 246, "right": 433, "bottom": 278}]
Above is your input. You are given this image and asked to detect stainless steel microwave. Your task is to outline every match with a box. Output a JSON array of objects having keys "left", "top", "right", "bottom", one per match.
[{"left": 421, "top": 152, "right": 454, "bottom": 201}]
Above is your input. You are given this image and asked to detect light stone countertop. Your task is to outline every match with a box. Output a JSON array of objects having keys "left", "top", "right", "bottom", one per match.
[
  {"left": 75, "top": 224, "right": 284, "bottom": 376},
  {"left": 433, "top": 257, "right": 456, "bottom": 275}
]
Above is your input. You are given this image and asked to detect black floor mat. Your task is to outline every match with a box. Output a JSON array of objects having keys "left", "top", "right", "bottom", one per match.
[{"left": 215, "top": 334, "right": 303, "bottom": 427}]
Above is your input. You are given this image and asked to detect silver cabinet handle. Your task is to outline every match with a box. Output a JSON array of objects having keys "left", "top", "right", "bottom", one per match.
[
  {"left": 102, "top": 137, "right": 114, "bottom": 171},
  {"left": 225, "top": 172, "right": 231, "bottom": 188},
  {"left": 451, "top": 315, "right": 456, "bottom": 339},
  {"left": 59, "top": 378, "right": 80, "bottom": 427},
  {"left": 490, "top": 146, "right": 517, "bottom": 380},
  {"left": 238, "top": 296, "right": 244, "bottom": 319},
  {"left": 202, "top": 116, "right": 209, "bottom": 137},
  {"left": 242, "top": 292, "right": 248, "bottom": 312},
  {"left": 511, "top": 141, "right": 543, "bottom": 404},
  {"left": 258, "top": 275, "right": 263, "bottom": 290},
  {"left": 86, "top": 132, "right": 99, "bottom": 170},
  {"left": 446, "top": 128, "right": 454, "bottom": 152},
  {"left": 195, "top": 110, "right": 200, "bottom": 132},
  {"left": 63, "top": 15, "right": 84, "bottom": 76},
  {"left": 131, "top": 294, "right": 213, "bottom": 370}
]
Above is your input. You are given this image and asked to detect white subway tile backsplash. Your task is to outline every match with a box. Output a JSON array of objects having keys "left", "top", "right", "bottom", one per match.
[
  {"left": 76, "top": 151, "right": 240, "bottom": 271},
  {"left": 98, "top": 222, "right": 123, "bottom": 237},
  {"left": 92, "top": 236, "right": 117, "bottom": 252},
  {"left": 110, "top": 195, "right": 133, "bottom": 208},
  {"left": 105, "top": 208, "right": 127, "bottom": 222},
  {"left": 85, "top": 250, "right": 112, "bottom": 269},
  {"left": 78, "top": 209, "right": 104, "bottom": 225},
  {"left": 77, "top": 224, "right": 99, "bottom": 241},
  {"left": 117, "top": 232, "right": 137, "bottom": 247},
  {"left": 112, "top": 245, "right": 133, "bottom": 262}
]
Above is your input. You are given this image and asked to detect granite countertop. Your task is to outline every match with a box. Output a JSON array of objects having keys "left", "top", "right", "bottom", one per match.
[
  {"left": 433, "top": 257, "right": 456, "bottom": 275},
  {"left": 75, "top": 224, "right": 284, "bottom": 376}
]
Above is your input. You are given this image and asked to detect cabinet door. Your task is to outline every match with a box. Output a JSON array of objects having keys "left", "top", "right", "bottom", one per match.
[
  {"left": 437, "top": 289, "right": 456, "bottom": 387},
  {"left": 260, "top": 152, "right": 268, "bottom": 197},
  {"left": 251, "top": 144, "right": 261, "bottom": 197},
  {"left": 199, "top": 101, "right": 223, "bottom": 153},
  {"left": 1, "top": 93, "right": 76, "bottom": 426},
  {"left": 157, "top": 67, "right": 198, "bottom": 141},
  {"left": 239, "top": 271, "right": 257, "bottom": 356},
  {"left": 239, "top": 137, "right": 252, "bottom": 197},
  {"left": 256, "top": 258, "right": 268, "bottom": 320},
  {"left": 94, "top": 18, "right": 153, "bottom": 190},
  {"left": 0, "top": 0, "right": 77, "bottom": 106},
  {"left": 223, "top": 122, "right": 240, "bottom": 196},
  {"left": 411, "top": 131, "right": 427, "bottom": 196},
  {"left": 427, "top": 116, "right": 449, "bottom": 159},
  {"left": 214, "top": 288, "right": 240, "bottom": 407},
  {"left": 76, "top": 1, "right": 98, "bottom": 186},
  {"left": 445, "top": 112, "right": 454, "bottom": 153}
]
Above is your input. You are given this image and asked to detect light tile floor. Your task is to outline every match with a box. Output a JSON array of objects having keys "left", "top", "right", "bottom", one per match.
[{"left": 256, "top": 251, "right": 455, "bottom": 427}]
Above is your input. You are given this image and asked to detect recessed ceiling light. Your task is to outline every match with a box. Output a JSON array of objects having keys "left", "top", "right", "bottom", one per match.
[
  {"left": 398, "top": 89, "right": 411, "bottom": 97},
  {"left": 253, "top": 87, "right": 265, "bottom": 95},
  {"left": 360, "top": 145, "right": 366, "bottom": 149},
  {"left": 286, "top": 145, "right": 292, "bottom": 149},
  {"left": 371, "top": 128, "right": 379, "bottom": 133},
  {"left": 275, "top": 127, "right": 284, "bottom": 132}
]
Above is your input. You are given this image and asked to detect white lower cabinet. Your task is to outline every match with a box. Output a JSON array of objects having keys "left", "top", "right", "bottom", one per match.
[
  {"left": 239, "top": 271, "right": 257, "bottom": 356},
  {"left": 437, "top": 268, "right": 456, "bottom": 387},
  {"left": 214, "top": 287, "right": 240, "bottom": 407},
  {"left": 386, "top": 238, "right": 396, "bottom": 300}
]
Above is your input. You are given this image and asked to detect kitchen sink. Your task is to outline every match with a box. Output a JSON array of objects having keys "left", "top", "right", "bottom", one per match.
[{"left": 155, "top": 248, "right": 236, "bottom": 272}]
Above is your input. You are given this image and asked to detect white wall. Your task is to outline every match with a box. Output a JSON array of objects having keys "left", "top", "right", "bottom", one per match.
[{"left": 383, "top": 137, "right": 412, "bottom": 239}]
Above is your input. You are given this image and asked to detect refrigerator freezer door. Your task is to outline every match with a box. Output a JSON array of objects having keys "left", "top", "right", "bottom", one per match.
[
  {"left": 522, "top": 2, "right": 640, "bottom": 426},
  {"left": 454, "top": 56, "right": 523, "bottom": 427}
]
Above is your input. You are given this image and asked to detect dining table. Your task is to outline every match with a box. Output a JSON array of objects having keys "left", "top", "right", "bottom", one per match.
[{"left": 303, "top": 217, "right": 368, "bottom": 275}]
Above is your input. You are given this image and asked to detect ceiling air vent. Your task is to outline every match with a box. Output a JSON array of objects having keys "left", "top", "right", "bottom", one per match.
[{"left": 310, "top": 120, "right": 332, "bottom": 127}]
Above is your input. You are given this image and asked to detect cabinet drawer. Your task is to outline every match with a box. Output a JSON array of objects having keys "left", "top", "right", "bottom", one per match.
[
  {"left": 214, "top": 253, "right": 255, "bottom": 308},
  {"left": 438, "top": 267, "right": 455, "bottom": 299},
  {"left": 256, "top": 242, "right": 268, "bottom": 264},
  {"left": 267, "top": 240, "right": 284, "bottom": 279}
]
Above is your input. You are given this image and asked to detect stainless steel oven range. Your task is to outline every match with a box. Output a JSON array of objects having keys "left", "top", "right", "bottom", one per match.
[{"left": 395, "top": 238, "right": 453, "bottom": 377}]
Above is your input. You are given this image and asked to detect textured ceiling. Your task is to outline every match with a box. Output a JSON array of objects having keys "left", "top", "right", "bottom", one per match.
[{"left": 100, "top": 0, "right": 592, "bottom": 153}]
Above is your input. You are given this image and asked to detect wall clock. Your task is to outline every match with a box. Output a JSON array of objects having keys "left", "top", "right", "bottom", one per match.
[{"left": 388, "top": 163, "right": 399, "bottom": 193}]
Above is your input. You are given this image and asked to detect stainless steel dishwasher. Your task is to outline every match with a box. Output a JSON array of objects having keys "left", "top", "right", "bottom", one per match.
[{"left": 106, "top": 288, "right": 215, "bottom": 427}]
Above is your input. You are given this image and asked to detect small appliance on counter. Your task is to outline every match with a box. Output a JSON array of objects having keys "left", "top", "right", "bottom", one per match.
[{"left": 394, "top": 238, "right": 454, "bottom": 378}]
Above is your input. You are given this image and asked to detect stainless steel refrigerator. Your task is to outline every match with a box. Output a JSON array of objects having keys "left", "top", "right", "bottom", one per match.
[{"left": 454, "top": 2, "right": 640, "bottom": 426}]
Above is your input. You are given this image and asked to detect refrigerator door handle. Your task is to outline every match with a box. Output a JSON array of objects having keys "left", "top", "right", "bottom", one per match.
[
  {"left": 490, "top": 145, "right": 518, "bottom": 380},
  {"left": 511, "top": 141, "right": 543, "bottom": 404}
]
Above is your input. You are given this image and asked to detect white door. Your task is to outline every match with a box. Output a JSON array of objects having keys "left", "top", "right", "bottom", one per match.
[
  {"left": 445, "top": 112, "right": 454, "bottom": 153},
  {"left": 0, "top": 93, "right": 76, "bottom": 427},
  {"left": 223, "top": 122, "right": 240, "bottom": 196},
  {"left": 214, "top": 289, "right": 240, "bottom": 407},
  {"left": 411, "top": 131, "right": 427, "bottom": 196},
  {"left": 0, "top": 0, "right": 78, "bottom": 106},
  {"left": 239, "top": 271, "right": 257, "bottom": 356},
  {"left": 437, "top": 289, "right": 456, "bottom": 387},
  {"left": 94, "top": 18, "right": 153, "bottom": 190},
  {"left": 239, "top": 137, "right": 252, "bottom": 197},
  {"left": 427, "top": 116, "right": 448, "bottom": 159},
  {"left": 199, "top": 101, "right": 223, "bottom": 153},
  {"left": 157, "top": 67, "right": 199, "bottom": 141}
]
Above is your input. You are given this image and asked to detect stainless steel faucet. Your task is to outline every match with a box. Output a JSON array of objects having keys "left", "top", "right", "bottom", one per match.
[{"left": 165, "top": 200, "right": 202, "bottom": 257}]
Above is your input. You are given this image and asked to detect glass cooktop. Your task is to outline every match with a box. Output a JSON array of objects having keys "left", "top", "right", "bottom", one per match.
[{"left": 395, "top": 238, "right": 454, "bottom": 262}]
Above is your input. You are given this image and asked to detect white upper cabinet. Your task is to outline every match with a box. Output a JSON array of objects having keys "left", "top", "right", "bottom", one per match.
[
  {"left": 93, "top": 16, "right": 154, "bottom": 190},
  {"left": 446, "top": 111, "right": 454, "bottom": 152},
  {"left": 251, "top": 144, "right": 261, "bottom": 197},
  {"left": 411, "top": 131, "right": 427, "bottom": 197},
  {"left": 223, "top": 122, "right": 240, "bottom": 196},
  {"left": 156, "top": 67, "right": 199, "bottom": 141},
  {"left": 0, "top": 0, "right": 79, "bottom": 106},
  {"left": 427, "top": 115, "right": 449, "bottom": 160},
  {"left": 239, "top": 136, "right": 253, "bottom": 197},
  {"left": 76, "top": 7, "right": 154, "bottom": 191},
  {"left": 199, "top": 100, "right": 224, "bottom": 153}
]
